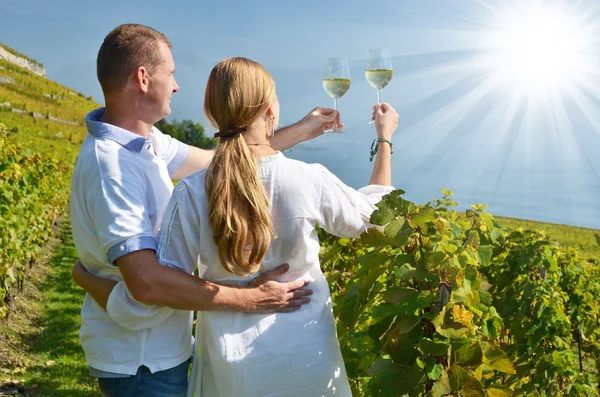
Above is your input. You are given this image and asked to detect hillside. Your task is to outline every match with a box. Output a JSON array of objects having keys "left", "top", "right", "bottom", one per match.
[
  {"left": 0, "top": 42, "right": 46, "bottom": 77},
  {"left": 0, "top": 54, "right": 99, "bottom": 164}
]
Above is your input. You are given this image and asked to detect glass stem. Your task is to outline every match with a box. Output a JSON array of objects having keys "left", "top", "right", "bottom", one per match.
[
  {"left": 377, "top": 90, "right": 381, "bottom": 103},
  {"left": 333, "top": 98, "right": 338, "bottom": 129}
]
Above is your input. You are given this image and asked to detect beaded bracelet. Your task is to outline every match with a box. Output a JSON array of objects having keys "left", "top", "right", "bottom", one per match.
[{"left": 369, "top": 138, "right": 393, "bottom": 162}]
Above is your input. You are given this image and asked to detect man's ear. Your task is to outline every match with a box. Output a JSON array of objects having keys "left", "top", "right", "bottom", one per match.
[{"left": 134, "top": 66, "right": 150, "bottom": 93}]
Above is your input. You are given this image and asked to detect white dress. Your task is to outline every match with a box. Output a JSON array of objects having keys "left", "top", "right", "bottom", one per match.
[{"left": 155, "top": 152, "right": 393, "bottom": 397}]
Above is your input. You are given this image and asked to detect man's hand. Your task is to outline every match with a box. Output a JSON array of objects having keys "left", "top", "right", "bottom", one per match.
[
  {"left": 246, "top": 264, "right": 313, "bottom": 313},
  {"left": 296, "top": 107, "right": 344, "bottom": 142},
  {"left": 270, "top": 108, "right": 343, "bottom": 151}
]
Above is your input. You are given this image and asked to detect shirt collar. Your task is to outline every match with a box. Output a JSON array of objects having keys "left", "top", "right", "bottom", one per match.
[{"left": 85, "top": 108, "right": 147, "bottom": 153}]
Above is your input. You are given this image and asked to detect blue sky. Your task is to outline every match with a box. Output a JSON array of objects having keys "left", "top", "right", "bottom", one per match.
[{"left": 1, "top": 0, "right": 600, "bottom": 228}]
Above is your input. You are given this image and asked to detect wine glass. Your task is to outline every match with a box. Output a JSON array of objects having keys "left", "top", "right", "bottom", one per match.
[
  {"left": 322, "top": 58, "right": 351, "bottom": 133},
  {"left": 366, "top": 49, "right": 393, "bottom": 123}
]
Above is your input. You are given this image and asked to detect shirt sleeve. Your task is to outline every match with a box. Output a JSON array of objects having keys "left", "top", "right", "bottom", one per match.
[
  {"left": 316, "top": 164, "right": 394, "bottom": 238},
  {"left": 105, "top": 184, "right": 200, "bottom": 331},
  {"left": 90, "top": 175, "right": 157, "bottom": 265},
  {"left": 152, "top": 127, "right": 189, "bottom": 176}
]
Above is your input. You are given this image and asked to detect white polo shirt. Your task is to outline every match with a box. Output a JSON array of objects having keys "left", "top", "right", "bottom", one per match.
[{"left": 70, "top": 108, "right": 193, "bottom": 375}]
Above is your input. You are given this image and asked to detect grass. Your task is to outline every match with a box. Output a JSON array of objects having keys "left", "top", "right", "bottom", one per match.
[
  {"left": 0, "top": 217, "right": 99, "bottom": 397},
  {"left": 496, "top": 215, "right": 600, "bottom": 264}
]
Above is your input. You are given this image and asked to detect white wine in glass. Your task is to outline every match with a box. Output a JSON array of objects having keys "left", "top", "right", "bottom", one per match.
[
  {"left": 323, "top": 58, "right": 351, "bottom": 133},
  {"left": 365, "top": 48, "right": 393, "bottom": 103}
]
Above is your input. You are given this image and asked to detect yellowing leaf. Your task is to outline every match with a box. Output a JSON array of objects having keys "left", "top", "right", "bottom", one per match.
[
  {"left": 453, "top": 305, "right": 474, "bottom": 331},
  {"left": 488, "top": 388, "right": 508, "bottom": 397},
  {"left": 431, "top": 370, "right": 451, "bottom": 397}
]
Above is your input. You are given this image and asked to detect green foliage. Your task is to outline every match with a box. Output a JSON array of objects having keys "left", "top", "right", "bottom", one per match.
[
  {"left": 0, "top": 56, "right": 90, "bottom": 318},
  {"left": 319, "top": 189, "right": 600, "bottom": 396},
  {"left": 483, "top": 228, "right": 600, "bottom": 395},
  {"left": 0, "top": 134, "right": 72, "bottom": 317},
  {"left": 496, "top": 216, "right": 600, "bottom": 265},
  {"left": 155, "top": 118, "right": 217, "bottom": 149}
]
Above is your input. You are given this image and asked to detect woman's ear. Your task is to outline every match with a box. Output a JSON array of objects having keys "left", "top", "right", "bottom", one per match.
[{"left": 265, "top": 103, "right": 274, "bottom": 118}]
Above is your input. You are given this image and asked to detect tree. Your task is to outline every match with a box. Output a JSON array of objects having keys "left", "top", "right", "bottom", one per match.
[{"left": 155, "top": 118, "right": 216, "bottom": 149}]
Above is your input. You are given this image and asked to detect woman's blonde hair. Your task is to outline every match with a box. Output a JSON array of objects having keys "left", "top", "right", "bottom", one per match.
[{"left": 203, "top": 57, "right": 276, "bottom": 276}]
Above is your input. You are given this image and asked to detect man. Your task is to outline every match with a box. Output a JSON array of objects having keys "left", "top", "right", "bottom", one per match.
[{"left": 70, "top": 23, "right": 342, "bottom": 396}]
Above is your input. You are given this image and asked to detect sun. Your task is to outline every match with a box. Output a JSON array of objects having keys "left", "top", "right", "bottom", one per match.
[{"left": 482, "top": 1, "right": 595, "bottom": 102}]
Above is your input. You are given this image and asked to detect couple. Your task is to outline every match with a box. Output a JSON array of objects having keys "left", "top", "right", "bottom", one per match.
[{"left": 70, "top": 23, "right": 398, "bottom": 397}]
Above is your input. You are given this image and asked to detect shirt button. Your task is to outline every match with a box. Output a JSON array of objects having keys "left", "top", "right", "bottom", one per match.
[{"left": 119, "top": 245, "right": 125, "bottom": 251}]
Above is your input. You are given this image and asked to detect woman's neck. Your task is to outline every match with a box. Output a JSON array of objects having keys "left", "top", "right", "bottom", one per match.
[
  {"left": 244, "top": 122, "right": 277, "bottom": 157},
  {"left": 248, "top": 144, "right": 277, "bottom": 157}
]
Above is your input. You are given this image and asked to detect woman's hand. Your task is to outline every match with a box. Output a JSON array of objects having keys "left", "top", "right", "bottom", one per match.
[
  {"left": 371, "top": 102, "right": 399, "bottom": 140},
  {"left": 72, "top": 259, "right": 89, "bottom": 288},
  {"left": 72, "top": 259, "right": 117, "bottom": 310}
]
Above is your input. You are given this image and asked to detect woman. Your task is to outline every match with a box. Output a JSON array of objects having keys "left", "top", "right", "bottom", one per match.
[{"left": 76, "top": 57, "right": 398, "bottom": 396}]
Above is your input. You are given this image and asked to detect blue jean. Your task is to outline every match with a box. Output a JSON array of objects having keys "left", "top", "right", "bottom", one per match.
[{"left": 97, "top": 359, "right": 190, "bottom": 397}]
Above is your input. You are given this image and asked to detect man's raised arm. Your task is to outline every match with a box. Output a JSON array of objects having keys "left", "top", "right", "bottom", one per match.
[{"left": 270, "top": 108, "right": 342, "bottom": 151}]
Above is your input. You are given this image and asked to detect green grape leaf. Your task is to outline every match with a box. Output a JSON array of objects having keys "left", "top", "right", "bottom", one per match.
[
  {"left": 360, "top": 228, "right": 398, "bottom": 247},
  {"left": 392, "top": 221, "right": 414, "bottom": 246},
  {"left": 448, "top": 364, "right": 471, "bottom": 391},
  {"left": 463, "top": 265, "right": 479, "bottom": 292},
  {"left": 477, "top": 245, "right": 493, "bottom": 265},
  {"left": 460, "top": 378, "right": 486, "bottom": 397},
  {"left": 425, "top": 358, "right": 444, "bottom": 381},
  {"left": 394, "top": 314, "right": 421, "bottom": 336},
  {"left": 410, "top": 206, "right": 437, "bottom": 232},
  {"left": 370, "top": 189, "right": 412, "bottom": 225},
  {"left": 427, "top": 251, "right": 448, "bottom": 268},
  {"left": 367, "top": 312, "right": 396, "bottom": 341},
  {"left": 371, "top": 205, "right": 394, "bottom": 225},
  {"left": 384, "top": 217, "right": 405, "bottom": 239},
  {"left": 387, "top": 339, "right": 420, "bottom": 366},
  {"left": 451, "top": 341, "right": 483, "bottom": 368},
  {"left": 490, "top": 228, "right": 502, "bottom": 242},
  {"left": 355, "top": 251, "right": 389, "bottom": 278},
  {"left": 451, "top": 287, "right": 467, "bottom": 304},
  {"left": 484, "top": 346, "right": 515, "bottom": 375},
  {"left": 419, "top": 338, "right": 450, "bottom": 356},
  {"left": 437, "top": 322, "right": 469, "bottom": 339}
]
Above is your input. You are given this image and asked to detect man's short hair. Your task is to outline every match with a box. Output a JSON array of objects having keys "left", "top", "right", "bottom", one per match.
[{"left": 97, "top": 24, "right": 172, "bottom": 95}]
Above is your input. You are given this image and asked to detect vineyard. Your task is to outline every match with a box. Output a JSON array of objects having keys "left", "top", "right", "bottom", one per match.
[
  {"left": 320, "top": 190, "right": 600, "bottom": 396},
  {"left": 1, "top": 42, "right": 600, "bottom": 396},
  {"left": 0, "top": 134, "right": 72, "bottom": 317},
  {"left": 0, "top": 48, "right": 97, "bottom": 319}
]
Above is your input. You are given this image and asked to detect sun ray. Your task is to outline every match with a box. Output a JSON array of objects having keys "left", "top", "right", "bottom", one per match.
[
  {"left": 399, "top": 83, "right": 501, "bottom": 194},
  {"left": 397, "top": 71, "right": 489, "bottom": 145},
  {"left": 470, "top": 94, "right": 526, "bottom": 210},
  {"left": 286, "top": 0, "right": 600, "bottom": 227},
  {"left": 558, "top": 87, "right": 600, "bottom": 181}
]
